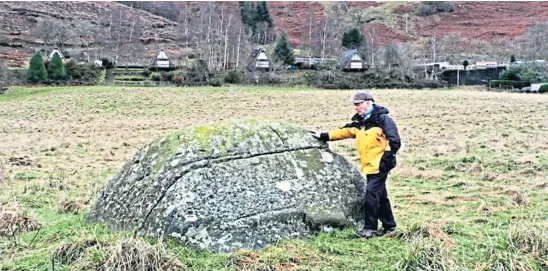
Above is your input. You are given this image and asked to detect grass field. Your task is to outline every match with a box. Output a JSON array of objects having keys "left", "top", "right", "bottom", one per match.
[{"left": 0, "top": 86, "right": 547, "bottom": 270}]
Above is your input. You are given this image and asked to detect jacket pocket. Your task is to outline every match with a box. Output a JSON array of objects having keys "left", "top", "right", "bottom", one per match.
[{"left": 380, "top": 152, "right": 397, "bottom": 172}]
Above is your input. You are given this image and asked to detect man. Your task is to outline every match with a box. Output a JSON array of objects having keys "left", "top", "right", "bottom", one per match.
[{"left": 310, "top": 91, "right": 401, "bottom": 239}]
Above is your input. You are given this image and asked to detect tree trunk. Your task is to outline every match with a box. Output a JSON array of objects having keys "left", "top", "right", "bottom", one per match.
[
  {"left": 223, "top": 14, "right": 232, "bottom": 70},
  {"left": 236, "top": 26, "right": 242, "bottom": 69},
  {"left": 320, "top": 15, "right": 329, "bottom": 61},
  {"left": 206, "top": 8, "right": 213, "bottom": 69}
]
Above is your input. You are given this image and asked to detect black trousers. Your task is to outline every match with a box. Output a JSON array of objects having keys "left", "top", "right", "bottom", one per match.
[{"left": 363, "top": 171, "right": 396, "bottom": 230}]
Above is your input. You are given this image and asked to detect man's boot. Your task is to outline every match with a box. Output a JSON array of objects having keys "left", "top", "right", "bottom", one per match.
[
  {"left": 355, "top": 228, "right": 379, "bottom": 239},
  {"left": 376, "top": 227, "right": 396, "bottom": 237}
]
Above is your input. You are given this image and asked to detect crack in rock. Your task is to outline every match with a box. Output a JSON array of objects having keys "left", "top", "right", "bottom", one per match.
[{"left": 87, "top": 119, "right": 367, "bottom": 253}]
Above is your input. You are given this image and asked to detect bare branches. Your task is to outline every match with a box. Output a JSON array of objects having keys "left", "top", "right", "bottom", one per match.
[{"left": 33, "top": 18, "right": 73, "bottom": 49}]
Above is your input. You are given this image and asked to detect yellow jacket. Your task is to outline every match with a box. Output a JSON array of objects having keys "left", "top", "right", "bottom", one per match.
[{"left": 328, "top": 106, "right": 400, "bottom": 175}]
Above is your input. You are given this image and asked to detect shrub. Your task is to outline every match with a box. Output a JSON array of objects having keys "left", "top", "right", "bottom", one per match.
[
  {"left": 160, "top": 71, "right": 168, "bottom": 81},
  {"left": 166, "top": 71, "right": 175, "bottom": 81},
  {"left": 500, "top": 67, "right": 521, "bottom": 81},
  {"left": 66, "top": 61, "right": 100, "bottom": 81},
  {"left": 173, "top": 74, "right": 184, "bottom": 85},
  {"left": 101, "top": 58, "right": 114, "bottom": 69},
  {"left": 415, "top": 1, "right": 455, "bottom": 16},
  {"left": 97, "top": 69, "right": 106, "bottom": 84},
  {"left": 225, "top": 70, "right": 242, "bottom": 84},
  {"left": 312, "top": 70, "right": 446, "bottom": 90},
  {"left": 27, "top": 52, "right": 47, "bottom": 83},
  {"left": 185, "top": 59, "right": 211, "bottom": 85},
  {"left": 48, "top": 53, "right": 66, "bottom": 80},
  {"left": 142, "top": 68, "right": 151, "bottom": 77},
  {"left": 210, "top": 78, "right": 222, "bottom": 87},
  {"left": 501, "top": 65, "right": 548, "bottom": 83},
  {"left": 116, "top": 76, "right": 146, "bottom": 82},
  {"left": 150, "top": 72, "right": 162, "bottom": 81},
  {"left": 489, "top": 80, "right": 530, "bottom": 89},
  {"left": 539, "top": 84, "right": 548, "bottom": 93}
]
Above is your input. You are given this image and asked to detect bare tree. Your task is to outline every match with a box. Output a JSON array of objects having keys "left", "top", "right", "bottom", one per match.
[
  {"left": 177, "top": 7, "right": 192, "bottom": 47},
  {"left": 318, "top": 14, "right": 330, "bottom": 60},
  {"left": 522, "top": 19, "right": 548, "bottom": 61},
  {"left": 300, "top": 4, "right": 318, "bottom": 62},
  {"left": 0, "top": 60, "right": 8, "bottom": 90},
  {"left": 95, "top": 4, "right": 146, "bottom": 66},
  {"left": 33, "top": 19, "right": 73, "bottom": 49},
  {"left": 438, "top": 33, "right": 462, "bottom": 63},
  {"left": 323, "top": 3, "right": 347, "bottom": 59},
  {"left": 32, "top": 18, "right": 57, "bottom": 46},
  {"left": 383, "top": 44, "right": 400, "bottom": 70},
  {"left": 73, "top": 21, "right": 98, "bottom": 62},
  {"left": 364, "top": 23, "right": 379, "bottom": 68}
]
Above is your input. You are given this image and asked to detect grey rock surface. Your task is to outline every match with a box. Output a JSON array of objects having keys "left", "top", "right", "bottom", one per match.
[{"left": 87, "top": 118, "right": 366, "bottom": 252}]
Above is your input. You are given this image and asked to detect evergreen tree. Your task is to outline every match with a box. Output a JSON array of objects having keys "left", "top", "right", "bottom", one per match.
[
  {"left": 256, "top": 1, "right": 273, "bottom": 26},
  {"left": 239, "top": 2, "right": 255, "bottom": 32},
  {"left": 240, "top": 1, "right": 274, "bottom": 42},
  {"left": 510, "top": 55, "right": 516, "bottom": 63},
  {"left": 342, "top": 28, "right": 364, "bottom": 49},
  {"left": 27, "top": 52, "right": 47, "bottom": 83},
  {"left": 274, "top": 32, "right": 295, "bottom": 65},
  {"left": 463, "top": 60, "right": 469, "bottom": 70},
  {"left": 48, "top": 52, "right": 66, "bottom": 80}
]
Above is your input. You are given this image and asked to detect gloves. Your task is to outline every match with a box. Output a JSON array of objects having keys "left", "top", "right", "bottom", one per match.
[{"left": 309, "top": 131, "right": 329, "bottom": 142}]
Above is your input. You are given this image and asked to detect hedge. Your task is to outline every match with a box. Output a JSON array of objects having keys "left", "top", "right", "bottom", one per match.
[
  {"left": 489, "top": 80, "right": 530, "bottom": 89},
  {"left": 539, "top": 84, "right": 548, "bottom": 93}
]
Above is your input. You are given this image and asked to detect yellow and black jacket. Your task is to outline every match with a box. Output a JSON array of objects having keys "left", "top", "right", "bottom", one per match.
[{"left": 322, "top": 105, "right": 401, "bottom": 175}]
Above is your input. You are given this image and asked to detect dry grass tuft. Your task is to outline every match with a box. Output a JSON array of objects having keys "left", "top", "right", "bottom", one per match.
[
  {"left": 476, "top": 199, "right": 516, "bottom": 214},
  {"left": 51, "top": 240, "right": 100, "bottom": 265},
  {"left": 234, "top": 250, "right": 262, "bottom": 270},
  {"left": 508, "top": 225, "right": 548, "bottom": 259},
  {"left": 398, "top": 222, "right": 455, "bottom": 248},
  {"left": 504, "top": 190, "right": 531, "bottom": 206},
  {"left": 476, "top": 248, "right": 540, "bottom": 271},
  {"left": 0, "top": 206, "right": 41, "bottom": 236},
  {"left": 512, "top": 193, "right": 531, "bottom": 206},
  {"left": 396, "top": 237, "right": 460, "bottom": 271},
  {"left": 100, "top": 237, "right": 182, "bottom": 271},
  {"left": 57, "top": 199, "right": 81, "bottom": 214}
]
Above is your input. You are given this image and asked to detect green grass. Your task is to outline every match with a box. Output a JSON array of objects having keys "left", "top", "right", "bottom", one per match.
[{"left": 1, "top": 86, "right": 547, "bottom": 270}]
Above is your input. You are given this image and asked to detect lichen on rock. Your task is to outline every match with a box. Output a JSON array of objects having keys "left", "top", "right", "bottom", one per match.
[{"left": 87, "top": 118, "right": 366, "bottom": 253}]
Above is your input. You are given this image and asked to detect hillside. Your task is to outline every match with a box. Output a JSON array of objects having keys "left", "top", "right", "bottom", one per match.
[{"left": 2, "top": 1, "right": 548, "bottom": 67}]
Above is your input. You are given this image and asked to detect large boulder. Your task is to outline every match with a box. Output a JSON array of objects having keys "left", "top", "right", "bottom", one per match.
[{"left": 87, "top": 119, "right": 366, "bottom": 253}]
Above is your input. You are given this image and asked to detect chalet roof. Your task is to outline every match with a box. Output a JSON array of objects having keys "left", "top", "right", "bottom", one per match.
[
  {"left": 48, "top": 48, "right": 64, "bottom": 59},
  {"left": 156, "top": 50, "right": 169, "bottom": 60},
  {"left": 342, "top": 49, "right": 362, "bottom": 65},
  {"left": 250, "top": 48, "right": 269, "bottom": 59}
]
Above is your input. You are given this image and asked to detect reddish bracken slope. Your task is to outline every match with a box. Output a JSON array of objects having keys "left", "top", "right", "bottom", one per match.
[
  {"left": 269, "top": 1, "right": 548, "bottom": 46},
  {"left": 1, "top": 1, "right": 548, "bottom": 66}
]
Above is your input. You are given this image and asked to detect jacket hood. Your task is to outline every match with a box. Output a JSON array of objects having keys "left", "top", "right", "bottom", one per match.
[{"left": 352, "top": 105, "right": 389, "bottom": 121}]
